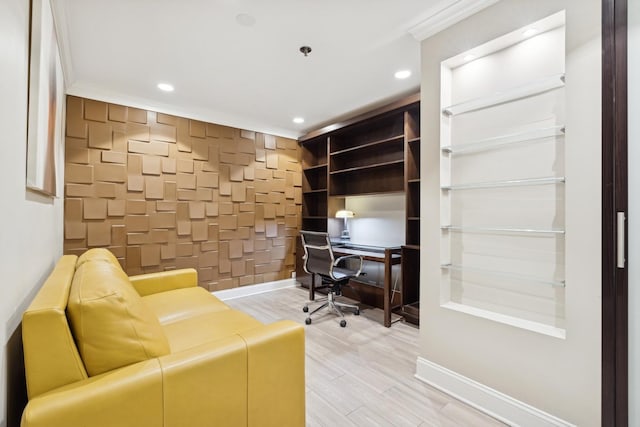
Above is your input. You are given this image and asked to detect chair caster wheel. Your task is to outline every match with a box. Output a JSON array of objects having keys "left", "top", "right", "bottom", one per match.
[
  {"left": 303, "top": 306, "right": 309, "bottom": 313},
  {"left": 305, "top": 318, "right": 312, "bottom": 325},
  {"left": 340, "top": 320, "right": 347, "bottom": 327},
  {"left": 355, "top": 309, "right": 360, "bottom": 316}
]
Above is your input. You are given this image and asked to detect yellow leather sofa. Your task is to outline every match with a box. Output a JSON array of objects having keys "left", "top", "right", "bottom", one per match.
[{"left": 21, "top": 248, "right": 305, "bottom": 427}]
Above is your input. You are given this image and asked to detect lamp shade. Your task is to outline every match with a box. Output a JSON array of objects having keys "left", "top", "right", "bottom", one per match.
[{"left": 335, "top": 210, "right": 355, "bottom": 218}]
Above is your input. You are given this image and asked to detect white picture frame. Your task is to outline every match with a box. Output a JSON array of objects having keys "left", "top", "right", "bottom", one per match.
[{"left": 26, "top": 0, "right": 64, "bottom": 196}]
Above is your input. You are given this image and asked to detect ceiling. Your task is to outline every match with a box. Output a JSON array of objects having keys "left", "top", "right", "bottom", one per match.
[{"left": 53, "top": 0, "right": 468, "bottom": 138}]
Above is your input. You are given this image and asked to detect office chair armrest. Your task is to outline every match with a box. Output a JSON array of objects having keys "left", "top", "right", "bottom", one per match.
[{"left": 333, "top": 255, "right": 364, "bottom": 276}]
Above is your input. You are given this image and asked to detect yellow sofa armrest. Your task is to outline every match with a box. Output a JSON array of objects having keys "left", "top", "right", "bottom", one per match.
[
  {"left": 129, "top": 268, "right": 198, "bottom": 296},
  {"left": 21, "top": 360, "right": 163, "bottom": 427},
  {"left": 159, "top": 335, "right": 248, "bottom": 427},
  {"left": 238, "top": 320, "right": 306, "bottom": 427}
]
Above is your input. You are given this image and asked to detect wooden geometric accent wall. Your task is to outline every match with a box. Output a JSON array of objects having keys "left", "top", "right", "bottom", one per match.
[{"left": 63, "top": 96, "right": 302, "bottom": 291}]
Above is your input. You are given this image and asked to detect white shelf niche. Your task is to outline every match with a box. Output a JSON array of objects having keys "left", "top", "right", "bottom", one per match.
[{"left": 439, "top": 11, "right": 567, "bottom": 335}]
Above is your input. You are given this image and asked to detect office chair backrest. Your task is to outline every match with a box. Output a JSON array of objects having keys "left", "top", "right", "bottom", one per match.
[{"left": 300, "top": 231, "right": 335, "bottom": 278}]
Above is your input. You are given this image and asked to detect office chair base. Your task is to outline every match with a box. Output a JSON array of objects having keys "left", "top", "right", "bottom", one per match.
[
  {"left": 304, "top": 317, "right": 347, "bottom": 327},
  {"left": 303, "top": 292, "right": 359, "bottom": 327}
]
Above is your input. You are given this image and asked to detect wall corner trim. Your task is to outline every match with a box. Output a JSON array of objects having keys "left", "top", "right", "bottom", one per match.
[
  {"left": 213, "top": 278, "right": 296, "bottom": 301},
  {"left": 408, "top": 0, "right": 500, "bottom": 41},
  {"left": 415, "top": 356, "right": 575, "bottom": 427}
]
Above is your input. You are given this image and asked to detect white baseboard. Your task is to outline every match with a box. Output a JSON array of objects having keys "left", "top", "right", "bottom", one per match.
[
  {"left": 212, "top": 278, "right": 296, "bottom": 301},
  {"left": 415, "top": 357, "right": 575, "bottom": 427}
]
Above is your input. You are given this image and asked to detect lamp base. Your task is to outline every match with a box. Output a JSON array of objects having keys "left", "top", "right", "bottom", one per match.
[{"left": 340, "top": 230, "right": 350, "bottom": 240}]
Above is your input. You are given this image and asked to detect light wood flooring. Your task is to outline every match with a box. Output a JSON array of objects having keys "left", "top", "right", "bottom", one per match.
[{"left": 224, "top": 286, "right": 506, "bottom": 427}]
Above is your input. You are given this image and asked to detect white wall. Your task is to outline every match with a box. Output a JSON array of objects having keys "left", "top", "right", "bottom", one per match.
[
  {"left": 344, "top": 194, "right": 405, "bottom": 247},
  {"left": 419, "top": 1, "right": 601, "bottom": 425},
  {"left": 628, "top": 0, "right": 640, "bottom": 424},
  {"left": 0, "top": 0, "right": 64, "bottom": 425}
]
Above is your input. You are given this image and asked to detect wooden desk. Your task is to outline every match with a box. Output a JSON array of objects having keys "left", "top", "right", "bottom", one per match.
[{"left": 308, "top": 243, "right": 402, "bottom": 327}]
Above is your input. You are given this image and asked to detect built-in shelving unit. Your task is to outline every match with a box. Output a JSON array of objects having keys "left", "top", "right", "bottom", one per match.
[
  {"left": 297, "top": 94, "right": 421, "bottom": 324},
  {"left": 441, "top": 225, "right": 565, "bottom": 235},
  {"left": 327, "top": 111, "right": 407, "bottom": 197},
  {"left": 300, "top": 135, "right": 329, "bottom": 234},
  {"left": 441, "top": 176, "right": 565, "bottom": 191},
  {"left": 442, "top": 73, "right": 565, "bottom": 116},
  {"left": 439, "top": 19, "right": 567, "bottom": 333},
  {"left": 441, "top": 264, "right": 566, "bottom": 288},
  {"left": 401, "top": 105, "right": 421, "bottom": 325},
  {"left": 441, "top": 125, "right": 565, "bottom": 154}
]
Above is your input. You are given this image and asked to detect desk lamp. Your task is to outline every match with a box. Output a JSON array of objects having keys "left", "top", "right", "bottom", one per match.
[{"left": 335, "top": 210, "right": 355, "bottom": 240}]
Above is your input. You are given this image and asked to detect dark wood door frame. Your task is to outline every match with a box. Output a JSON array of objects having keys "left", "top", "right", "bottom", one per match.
[{"left": 602, "top": 0, "right": 628, "bottom": 425}]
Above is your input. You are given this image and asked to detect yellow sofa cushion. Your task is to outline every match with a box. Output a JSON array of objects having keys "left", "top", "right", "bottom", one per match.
[
  {"left": 161, "top": 309, "right": 262, "bottom": 353},
  {"left": 142, "top": 287, "right": 230, "bottom": 325},
  {"left": 67, "top": 260, "right": 170, "bottom": 376}
]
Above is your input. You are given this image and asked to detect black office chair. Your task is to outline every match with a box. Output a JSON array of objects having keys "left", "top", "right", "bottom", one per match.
[{"left": 300, "top": 230, "right": 363, "bottom": 327}]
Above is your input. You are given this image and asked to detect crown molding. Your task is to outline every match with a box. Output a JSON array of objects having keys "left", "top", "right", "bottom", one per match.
[
  {"left": 49, "top": 0, "right": 75, "bottom": 87},
  {"left": 408, "top": 0, "right": 500, "bottom": 41}
]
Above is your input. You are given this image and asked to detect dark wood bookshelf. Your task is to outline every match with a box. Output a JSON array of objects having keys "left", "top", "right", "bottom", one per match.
[
  {"left": 329, "top": 159, "right": 404, "bottom": 175},
  {"left": 330, "top": 134, "right": 404, "bottom": 156},
  {"left": 403, "top": 106, "right": 421, "bottom": 324},
  {"left": 298, "top": 93, "right": 421, "bottom": 325},
  {"left": 303, "top": 163, "right": 328, "bottom": 171},
  {"left": 299, "top": 93, "right": 420, "bottom": 142}
]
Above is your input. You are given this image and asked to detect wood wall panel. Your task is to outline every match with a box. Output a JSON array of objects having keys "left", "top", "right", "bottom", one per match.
[{"left": 63, "top": 96, "right": 302, "bottom": 291}]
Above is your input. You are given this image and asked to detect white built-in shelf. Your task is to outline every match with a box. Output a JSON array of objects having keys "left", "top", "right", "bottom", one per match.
[
  {"left": 441, "top": 125, "right": 565, "bottom": 154},
  {"left": 440, "top": 264, "right": 566, "bottom": 287},
  {"left": 442, "top": 73, "right": 565, "bottom": 116},
  {"left": 441, "top": 176, "right": 565, "bottom": 191},
  {"left": 407, "top": 178, "right": 421, "bottom": 184},
  {"left": 441, "top": 225, "right": 565, "bottom": 235}
]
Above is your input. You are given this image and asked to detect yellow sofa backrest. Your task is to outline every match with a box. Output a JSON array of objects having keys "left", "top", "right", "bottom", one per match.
[
  {"left": 22, "top": 255, "right": 88, "bottom": 399},
  {"left": 76, "top": 247, "right": 120, "bottom": 268},
  {"left": 67, "top": 258, "right": 170, "bottom": 376},
  {"left": 23, "top": 248, "right": 172, "bottom": 399}
]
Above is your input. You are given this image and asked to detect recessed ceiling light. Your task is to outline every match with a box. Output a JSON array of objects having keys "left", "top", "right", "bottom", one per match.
[
  {"left": 157, "top": 83, "right": 174, "bottom": 92},
  {"left": 236, "top": 13, "right": 256, "bottom": 27},
  {"left": 463, "top": 54, "right": 476, "bottom": 62},
  {"left": 522, "top": 28, "right": 538, "bottom": 37},
  {"left": 293, "top": 117, "right": 305, "bottom": 124},
  {"left": 394, "top": 70, "right": 411, "bottom": 79}
]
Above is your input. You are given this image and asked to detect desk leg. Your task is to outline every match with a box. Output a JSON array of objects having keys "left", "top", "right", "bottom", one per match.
[
  {"left": 309, "top": 273, "right": 315, "bottom": 301},
  {"left": 383, "top": 250, "right": 391, "bottom": 327}
]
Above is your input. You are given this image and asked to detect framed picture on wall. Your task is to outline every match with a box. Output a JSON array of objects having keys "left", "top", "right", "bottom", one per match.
[{"left": 26, "top": 0, "right": 64, "bottom": 196}]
